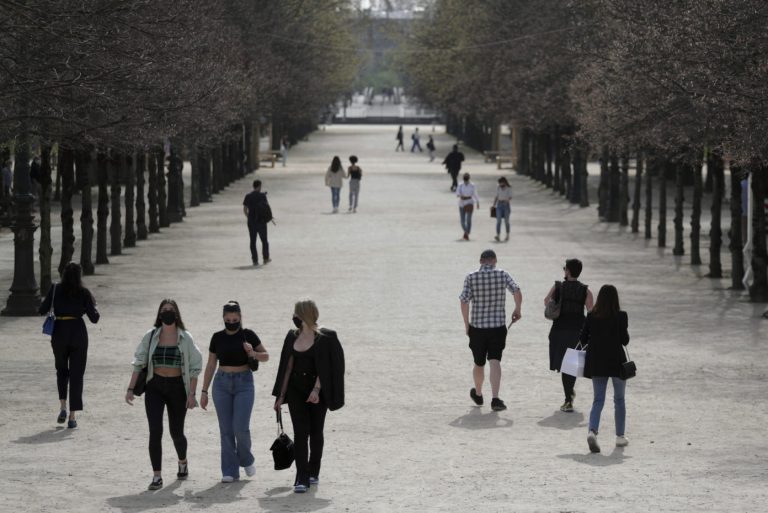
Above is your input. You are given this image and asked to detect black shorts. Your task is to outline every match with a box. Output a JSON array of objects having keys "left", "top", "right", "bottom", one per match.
[{"left": 468, "top": 325, "right": 507, "bottom": 366}]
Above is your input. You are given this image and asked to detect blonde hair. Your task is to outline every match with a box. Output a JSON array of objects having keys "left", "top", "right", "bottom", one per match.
[{"left": 294, "top": 299, "right": 320, "bottom": 334}]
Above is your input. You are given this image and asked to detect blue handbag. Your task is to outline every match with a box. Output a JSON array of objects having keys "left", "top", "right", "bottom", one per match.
[{"left": 42, "top": 284, "right": 56, "bottom": 336}]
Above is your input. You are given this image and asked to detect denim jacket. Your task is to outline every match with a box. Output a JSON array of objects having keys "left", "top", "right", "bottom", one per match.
[{"left": 132, "top": 327, "right": 203, "bottom": 396}]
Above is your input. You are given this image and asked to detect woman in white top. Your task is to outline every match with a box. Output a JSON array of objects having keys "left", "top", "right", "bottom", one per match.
[
  {"left": 324, "top": 156, "right": 345, "bottom": 213},
  {"left": 493, "top": 177, "right": 512, "bottom": 241},
  {"left": 456, "top": 173, "right": 480, "bottom": 240}
]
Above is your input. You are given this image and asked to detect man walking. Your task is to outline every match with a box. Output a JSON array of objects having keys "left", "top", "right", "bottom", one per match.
[
  {"left": 395, "top": 126, "right": 404, "bottom": 152},
  {"left": 243, "top": 180, "right": 272, "bottom": 266},
  {"left": 410, "top": 127, "right": 422, "bottom": 152},
  {"left": 443, "top": 144, "right": 465, "bottom": 191},
  {"left": 459, "top": 249, "right": 523, "bottom": 411}
]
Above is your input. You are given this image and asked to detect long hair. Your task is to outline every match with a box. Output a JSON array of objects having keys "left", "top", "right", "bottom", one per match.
[
  {"left": 60, "top": 262, "right": 83, "bottom": 297},
  {"left": 293, "top": 298, "right": 320, "bottom": 335},
  {"left": 591, "top": 285, "right": 620, "bottom": 319},
  {"left": 154, "top": 298, "right": 186, "bottom": 329},
  {"left": 330, "top": 156, "right": 342, "bottom": 173}
]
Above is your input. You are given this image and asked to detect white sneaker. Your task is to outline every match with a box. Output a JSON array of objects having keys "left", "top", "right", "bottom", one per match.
[
  {"left": 587, "top": 431, "right": 601, "bottom": 453},
  {"left": 294, "top": 484, "right": 308, "bottom": 493},
  {"left": 221, "top": 476, "right": 235, "bottom": 483},
  {"left": 616, "top": 436, "right": 629, "bottom": 447},
  {"left": 245, "top": 464, "right": 256, "bottom": 477}
]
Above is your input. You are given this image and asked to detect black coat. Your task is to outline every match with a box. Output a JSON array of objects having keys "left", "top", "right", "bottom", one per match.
[
  {"left": 272, "top": 328, "right": 345, "bottom": 411},
  {"left": 580, "top": 311, "right": 629, "bottom": 378}
]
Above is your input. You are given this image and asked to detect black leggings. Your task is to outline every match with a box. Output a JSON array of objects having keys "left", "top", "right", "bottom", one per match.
[
  {"left": 288, "top": 399, "right": 328, "bottom": 487},
  {"left": 562, "top": 373, "right": 576, "bottom": 402},
  {"left": 145, "top": 375, "right": 188, "bottom": 471}
]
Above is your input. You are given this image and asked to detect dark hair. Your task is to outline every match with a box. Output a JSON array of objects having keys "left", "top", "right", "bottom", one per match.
[
  {"left": 154, "top": 298, "right": 186, "bottom": 329},
  {"left": 331, "top": 156, "right": 342, "bottom": 173},
  {"left": 223, "top": 300, "right": 241, "bottom": 315},
  {"left": 591, "top": 285, "right": 621, "bottom": 319},
  {"left": 349, "top": 155, "right": 358, "bottom": 164},
  {"left": 253, "top": 180, "right": 261, "bottom": 189},
  {"left": 565, "top": 258, "right": 583, "bottom": 278},
  {"left": 463, "top": 173, "right": 470, "bottom": 181},
  {"left": 452, "top": 144, "right": 458, "bottom": 152},
  {"left": 60, "top": 262, "right": 83, "bottom": 297},
  {"left": 498, "top": 177, "right": 510, "bottom": 187}
]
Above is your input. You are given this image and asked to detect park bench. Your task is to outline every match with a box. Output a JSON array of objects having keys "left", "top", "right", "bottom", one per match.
[
  {"left": 483, "top": 150, "right": 501, "bottom": 163},
  {"left": 496, "top": 154, "right": 513, "bottom": 170},
  {"left": 259, "top": 151, "right": 283, "bottom": 168}
]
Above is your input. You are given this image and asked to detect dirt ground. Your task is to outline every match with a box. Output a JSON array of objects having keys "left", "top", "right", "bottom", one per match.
[{"left": 0, "top": 125, "right": 766, "bottom": 513}]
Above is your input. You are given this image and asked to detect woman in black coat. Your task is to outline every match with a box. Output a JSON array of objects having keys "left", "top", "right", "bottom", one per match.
[
  {"left": 579, "top": 284, "right": 629, "bottom": 454},
  {"left": 273, "top": 299, "right": 344, "bottom": 493}
]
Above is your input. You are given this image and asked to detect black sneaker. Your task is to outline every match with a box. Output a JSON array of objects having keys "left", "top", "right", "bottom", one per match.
[
  {"left": 148, "top": 476, "right": 163, "bottom": 490},
  {"left": 469, "top": 388, "right": 483, "bottom": 406},
  {"left": 490, "top": 398, "right": 507, "bottom": 411},
  {"left": 57, "top": 409, "right": 67, "bottom": 424},
  {"left": 177, "top": 462, "right": 188, "bottom": 480}
]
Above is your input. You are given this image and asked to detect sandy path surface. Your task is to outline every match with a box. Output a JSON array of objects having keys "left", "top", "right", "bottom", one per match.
[{"left": 0, "top": 125, "right": 766, "bottom": 513}]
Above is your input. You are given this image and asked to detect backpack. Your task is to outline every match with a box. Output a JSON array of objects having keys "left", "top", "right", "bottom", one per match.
[{"left": 256, "top": 200, "right": 273, "bottom": 223}]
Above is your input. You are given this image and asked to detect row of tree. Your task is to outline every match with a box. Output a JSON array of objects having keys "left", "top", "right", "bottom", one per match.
[
  {"left": 403, "top": 0, "right": 768, "bottom": 302},
  {"left": 0, "top": 0, "right": 359, "bottom": 315}
]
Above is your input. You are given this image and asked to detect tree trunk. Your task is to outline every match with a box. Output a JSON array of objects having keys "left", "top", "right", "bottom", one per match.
[
  {"left": 166, "top": 147, "right": 183, "bottom": 223},
  {"left": 545, "top": 131, "right": 553, "bottom": 187},
  {"left": 136, "top": 151, "right": 148, "bottom": 240},
  {"left": 95, "top": 152, "right": 109, "bottom": 265},
  {"left": 631, "top": 151, "right": 643, "bottom": 233},
  {"left": 570, "top": 146, "right": 582, "bottom": 204},
  {"left": 658, "top": 160, "right": 667, "bottom": 247},
  {"left": 608, "top": 151, "right": 620, "bottom": 222},
  {"left": 562, "top": 143, "right": 571, "bottom": 199},
  {"left": 619, "top": 150, "right": 629, "bottom": 226},
  {"left": 673, "top": 162, "right": 685, "bottom": 255},
  {"left": 200, "top": 147, "right": 211, "bottom": 202},
  {"left": 53, "top": 158, "right": 61, "bottom": 201},
  {"left": 39, "top": 145, "right": 53, "bottom": 293},
  {"left": 579, "top": 148, "right": 589, "bottom": 208},
  {"left": 518, "top": 129, "right": 530, "bottom": 175},
  {"left": 690, "top": 160, "right": 703, "bottom": 265},
  {"left": 244, "top": 121, "right": 253, "bottom": 173},
  {"left": 553, "top": 127, "right": 561, "bottom": 193},
  {"left": 645, "top": 154, "right": 654, "bottom": 239},
  {"left": 157, "top": 148, "right": 168, "bottom": 227},
  {"left": 58, "top": 147, "right": 75, "bottom": 274},
  {"left": 147, "top": 149, "right": 159, "bottom": 233},
  {"left": 708, "top": 152, "right": 724, "bottom": 277},
  {"left": 190, "top": 145, "right": 200, "bottom": 207},
  {"left": 728, "top": 164, "right": 744, "bottom": 288},
  {"left": 123, "top": 152, "right": 136, "bottom": 247},
  {"left": 598, "top": 147, "right": 609, "bottom": 219},
  {"left": 749, "top": 163, "right": 768, "bottom": 300},
  {"left": 76, "top": 150, "right": 95, "bottom": 275},
  {"left": 110, "top": 151, "right": 122, "bottom": 256}
]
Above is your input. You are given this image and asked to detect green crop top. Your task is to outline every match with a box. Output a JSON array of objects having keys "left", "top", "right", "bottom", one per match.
[{"left": 152, "top": 345, "right": 183, "bottom": 369}]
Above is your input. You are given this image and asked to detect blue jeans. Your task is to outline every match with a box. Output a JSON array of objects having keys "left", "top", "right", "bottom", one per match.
[
  {"left": 212, "top": 370, "right": 255, "bottom": 478},
  {"left": 459, "top": 206, "right": 473, "bottom": 234},
  {"left": 330, "top": 187, "right": 341, "bottom": 209},
  {"left": 589, "top": 377, "right": 626, "bottom": 436},
  {"left": 495, "top": 202, "right": 510, "bottom": 235}
]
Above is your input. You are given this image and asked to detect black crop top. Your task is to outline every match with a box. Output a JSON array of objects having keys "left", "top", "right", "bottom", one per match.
[
  {"left": 348, "top": 166, "right": 361, "bottom": 180},
  {"left": 209, "top": 328, "right": 262, "bottom": 366}
]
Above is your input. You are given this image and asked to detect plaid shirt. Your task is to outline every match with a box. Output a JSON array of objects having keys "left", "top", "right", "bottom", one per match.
[{"left": 459, "top": 264, "right": 520, "bottom": 328}]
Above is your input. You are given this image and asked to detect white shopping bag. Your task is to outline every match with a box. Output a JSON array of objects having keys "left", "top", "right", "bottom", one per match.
[{"left": 561, "top": 346, "right": 586, "bottom": 377}]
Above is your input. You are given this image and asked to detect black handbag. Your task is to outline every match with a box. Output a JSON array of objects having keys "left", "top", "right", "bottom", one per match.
[
  {"left": 620, "top": 346, "right": 636, "bottom": 380},
  {"left": 133, "top": 328, "right": 158, "bottom": 396},
  {"left": 270, "top": 409, "right": 295, "bottom": 470},
  {"left": 544, "top": 281, "right": 562, "bottom": 320},
  {"left": 245, "top": 333, "right": 259, "bottom": 372}
]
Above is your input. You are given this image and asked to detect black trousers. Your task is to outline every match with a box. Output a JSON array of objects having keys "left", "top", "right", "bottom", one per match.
[
  {"left": 449, "top": 171, "right": 459, "bottom": 190},
  {"left": 50, "top": 319, "right": 89, "bottom": 411},
  {"left": 562, "top": 373, "right": 576, "bottom": 402},
  {"left": 145, "top": 375, "right": 188, "bottom": 471},
  {"left": 288, "top": 399, "right": 328, "bottom": 486},
  {"left": 247, "top": 220, "right": 269, "bottom": 263}
]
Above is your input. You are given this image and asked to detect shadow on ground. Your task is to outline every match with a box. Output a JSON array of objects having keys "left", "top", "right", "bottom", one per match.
[
  {"left": 256, "top": 486, "right": 332, "bottom": 512},
  {"left": 537, "top": 410, "right": 586, "bottom": 430},
  {"left": 13, "top": 427, "right": 73, "bottom": 444},
  {"left": 106, "top": 480, "right": 250, "bottom": 512},
  {"left": 449, "top": 408, "right": 513, "bottom": 430},
  {"left": 557, "top": 447, "right": 631, "bottom": 467}
]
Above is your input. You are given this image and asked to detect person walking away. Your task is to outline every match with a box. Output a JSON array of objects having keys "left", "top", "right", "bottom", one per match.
[
  {"left": 125, "top": 299, "right": 203, "bottom": 490},
  {"left": 580, "top": 285, "right": 630, "bottom": 453},
  {"left": 443, "top": 145, "right": 465, "bottom": 192},
  {"left": 273, "top": 299, "right": 345, "bottom": 493},
  {"left": 459, "top": 250, "right": 522, "bottom": 412},
  {"left": 493, "top": 177, "right": 513, "bottom": 241},
  {"left": 200, "top": 301, "right": 269, "bottom": 482},
  {"left": 243, "top": 180, "right": 273, "bottom": 266},
  {"left": 39, "top": 262, "right": 100, "bottom": 428},
  {"left": 347, "top": 155, "right": 362, "bottom": 213},
  {"left": 427, "top": 135, "right": 436, "bottom": 162},
  {"left": 324, "top": 156, "right": 345, "bottom": 213},
  {"left": 456, "top": 173, "right": 479, "bottom": 240},
  {"left": 544, "top": 259, "right": 593, "bottom": 412},
  {"left": 280, "top": 135, "right": 289, "bottom": 167},
  {"left": 395, "top": 126, "right": 404, "bottom": 152},
  {"left": 410, "top": 127, "right": 423, "bottom": 152}
]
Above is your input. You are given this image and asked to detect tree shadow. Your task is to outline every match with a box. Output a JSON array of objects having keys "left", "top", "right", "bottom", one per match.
[
  {"left": 537, "top": 410, "right": 586, "bottom": 431},
  {"left": 448, "top": 407, "right": 513, "bottom": 430},
  {"left": 557, "top": 447, "right": 631, "bottom": 467},
  {"left": 13, "top": 427, "right": 73, "bottom": 444},
  {"left": 257, "top": 485, "right": 332, "bottom": 512},
  {"left": 106, "top": 480, "right": 184, "bottom": 513}
]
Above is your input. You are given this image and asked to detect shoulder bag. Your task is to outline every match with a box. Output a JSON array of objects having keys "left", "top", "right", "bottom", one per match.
[
  {"left": 544, "top": 281, "right": 562, "bottom": 320},
  {"left": 132, "top": 328, "right": 158, "bottom": 396},
  {"left": 270, "top": 409, "right": 295, "bottom": 470},
  {"left": 42, "top": 284, "right": 56, "bottom": 336},
  {"left": 620, "top": 345, "right": 636, "bottom": 380},
  {"left": 246, "top": 331, "right": 259, "bottom": 372}
]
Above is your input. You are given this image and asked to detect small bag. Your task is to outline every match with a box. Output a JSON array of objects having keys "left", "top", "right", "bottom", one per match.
[
  {"left": 42, "top": 284, "right": 56, "bottom": 336},
  {"left": 490, "top": 205, "right": 497, "bottom": 218},
  {"left": 463, "top": 204, "right": 474, "bottom": 214},
  {"left": 561, "top": 343, "right": 587, "bottom": 377},
  {"left": 245, "top": 334, "right": 259, "bottom": 372},
  {"left": 620, "top": 346, "right": 636, "bottom": 380},
  {"left": 544, "top": 281, "right": 562, "bottom": 320},
  {"left": 132, "top": 328, "right": 158, "bottom": 397},
  {"left": 270, "top": 409, "right": 295, "bottom": 470}
]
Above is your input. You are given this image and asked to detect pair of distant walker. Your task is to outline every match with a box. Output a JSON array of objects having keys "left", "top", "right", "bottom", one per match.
[
  {"left": 325, "top": 155, "right": 363, "bottom": 213},
  {"left": 456, "top": 174, "right": 512, "bottom": 242}
]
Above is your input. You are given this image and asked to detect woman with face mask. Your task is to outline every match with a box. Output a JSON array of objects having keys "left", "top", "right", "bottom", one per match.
[
  {"left": 456, "top": 173, "right": 480, "bottom": 240},
  {"left": 493, "top": 177, "right": 512, "bottom": 241},
  {"left": 199, "top": 301, "right": 269, "bottom": 483},
  {"left": 273, "top": 299, "right": 345, "bottom": 493},
  {"left": 125, "top": 299, "right": 203, "bottom": 491}
]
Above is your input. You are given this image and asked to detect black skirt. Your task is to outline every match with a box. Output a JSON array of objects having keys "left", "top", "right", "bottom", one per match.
[{"left": 548, "top": 321, "right": 583, "bottom": 371}]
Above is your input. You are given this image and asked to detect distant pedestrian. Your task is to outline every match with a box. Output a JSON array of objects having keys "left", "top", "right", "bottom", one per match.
[
  {"left": 544, "top": 259, "right": 594, "bottom": 412},
  {"left": 493, "top": 177, "right": 512, "bottom": 241},
  {"left": 325, "top": 156, "right": 346, "bottom": 213},
  {"left": 273, "top": 299, "right": 345, "bottom": 493},
  {"left": 427, "top": 135, "right": 436, "bottom": 161},
  {"left": 200, "top": 301, "right": 270, "bottom": 483},
  {"left": 242, "top": 180, "right": 273, "bottom": 266},
  {"left": 410, "top": 127, "right": 423, "bottom": 152},
  {"left": 443, "top": 145, "right": 465, "bottom": 191},
  {"left": 280, "top": 135, "right": 289, "bottom": 167},
  {"left": 125, "top": 299, "right": 202, "bottom": 490},
  {"left": 39, "top": 262, "right": 100, "bottom": 429},
  {"left": 1, "top": 159, "right": 11, "bottom": 198},
  {"left": 580, "top": 285, "right": 630, "bottom": 453},
  {"left": 456, "top": 173, "right": 479, "bottom": 240},
  {"left": 395, "top": 126, "right": 404, "bottom": 152},
  {"left": 347, "top": 155, "right": 362, "bottom": 213},
  {"left": 460, "top": 249, "right": 523, "bottom": 412}
]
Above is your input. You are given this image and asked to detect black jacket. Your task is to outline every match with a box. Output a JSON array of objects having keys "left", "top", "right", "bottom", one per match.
[
  {"left": 580, "top": 311, "right": 629, "bottom": 378},
  {"left": 442, "top": 151, "right": 465, "bottom": 173},
  {"left": 272, "top": 328, "right": 345, "bottom": 411}
]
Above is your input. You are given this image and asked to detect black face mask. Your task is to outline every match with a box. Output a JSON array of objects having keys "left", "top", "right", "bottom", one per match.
[
  {"left": 224, "top": 321, "right": 240, "bottom": 331},
  {"left": 292, "top": 316, "right": 303, "bottom": 329},
  {"left": 160, "top": 310, "right": 176, "bottom": 326}
]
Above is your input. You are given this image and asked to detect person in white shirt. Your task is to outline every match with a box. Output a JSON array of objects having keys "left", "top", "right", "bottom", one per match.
[
  {"left": 493, "top": 177, "right": 513, "bottom": 241},
  {"left": 456, "top": 173, "right": 480, "bottom": 240}
]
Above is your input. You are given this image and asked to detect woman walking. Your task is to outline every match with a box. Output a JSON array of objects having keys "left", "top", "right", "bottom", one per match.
[
  {"left": 580, "top": 285, "right": 630, "bottom": 453},
  {"left": 125, "top": 299, "right": 202, "bottom": 490},
  {"left": 456, "top": 173, "right": 479, "bottom": 240},
  {"left": 273, "top": 299, "right": 345, "bottom": 493},
  {"left": 39, "top": 262, "right": 100, "bottom": 428},
  {"left": 324, "top": 156, "right": 346, "bottom": 213},
  {"left": 347, "top": 155, "right": 362, "bottom": 213},
  {"left": 544, "top": 259, "right": 593, "bottom": 412},
  {"left": 395, "top": 125, "right": 404, "bottom": 152},
  {"left": 200, "top": 301, "right": 269, "bottom": 482},
  {"left": 493, "top": 177, "right": 512, "bottom": 241},
  {"left": 427, "top": 135, "right": 436, "bottom": 161}
]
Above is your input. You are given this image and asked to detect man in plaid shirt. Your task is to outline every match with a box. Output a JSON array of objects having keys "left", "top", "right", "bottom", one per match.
[{"left": 459, "top": 249, "right": 522, "bottom": 411}]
